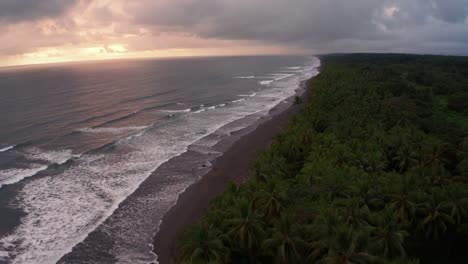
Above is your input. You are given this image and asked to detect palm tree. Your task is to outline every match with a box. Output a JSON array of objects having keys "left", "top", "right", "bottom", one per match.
[
  {"left": 371, "top": 208, "right": 409, "bottom": 259},
  {"left": 335, "top": 198, "right": 371, "bottom": 229},
  {"left": 363, "top": 150, "right": 387, "bottom": 173},
  {"left": 388, "top": 192, "right": 416, "bottom": 225},
  {"left": 442, "top": 184, "right": 468, "bottom": 227},
  {"left": 285, "top": 133, "right": 309, "bottom": 167},
  {"left": 352, "top": 180, "right": 385, "bottom": 212},
  {"left": 333, "top": 143, "right": 353, "bottom": 165},
  {"left": 307, "top": 207, "right": 343, "bottom": 262},
  {"left": 226, "top": 199, "right": 265, "bottom": 250},
  {"left": 321, "top": 226, "right": 377, "bottom": 264},
  {"left": 392, "top": 145, "right": 417, "bottom": 173},
  {"left": 413, "top": 141, "right": 425, "bottom": 167},
  {"left": 263, "top": 216, "right": 307, "bottom": 264},
  {"left": 298, "top": 156, "right": 329, "bottom": 186},
  {"left": 423, "top": 141, "right": 448, "bottom": 168},
  {"left": 178, "top": 224, "right": 228, "bottom": 264},
  {"left": 253, "top": 152, "right": 289, "bottom": 182},
  {"left": 313, "top": 170, "right": 351, "bottom": 201},
  {"left": 387, "top": 178, "right": 417, "bottom": 225},
  {"left": 225, "top": 182, "right": 242, "bottom": 197},
  {"left": 256, "top": 179, "right": 287, "bottom": 218},
  {"left": 416, "top": 194, "right": 453, "bottom": 240}
]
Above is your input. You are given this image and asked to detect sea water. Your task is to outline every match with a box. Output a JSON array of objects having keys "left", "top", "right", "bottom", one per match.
[{"left": 0, "top": 55, "right": 320, "bottom": 264}]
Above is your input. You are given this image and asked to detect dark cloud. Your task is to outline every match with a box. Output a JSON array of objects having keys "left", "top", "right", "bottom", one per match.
[
  {"left": 0, "top": 0, "right": 78, "bottom": 24},
  {"left": 129, "top": 1, "right": 378, "bottom": 42},
  {"left": 127, "top": 0, "right": 468, "bottom": 54},
  {"left": 432, "top": 0, "right": 468, "bottom": 23},
  {"left": 1, "top": 0, "right": 468, "bottom": 61}
]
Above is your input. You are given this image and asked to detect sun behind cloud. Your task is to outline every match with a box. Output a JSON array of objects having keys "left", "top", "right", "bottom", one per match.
[{"left": 1, "top": 0, "right": 467, "bottom": 67}]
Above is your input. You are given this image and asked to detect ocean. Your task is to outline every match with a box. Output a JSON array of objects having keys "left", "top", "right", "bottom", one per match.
[{"left": 0, "top": 55, "right": 320, "bottom": 263}]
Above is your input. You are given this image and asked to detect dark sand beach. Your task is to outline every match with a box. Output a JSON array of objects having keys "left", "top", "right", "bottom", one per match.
[{"left": 153, "top": 79, "right": 314, "bottom": 264}]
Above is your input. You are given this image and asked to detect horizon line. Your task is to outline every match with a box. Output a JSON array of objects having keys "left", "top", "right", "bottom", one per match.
[
  {"left": 0, "top": 51, "right": 311, "bottom": 70},
  {"left": 2, "top": 51, "right": 467, "bottom": 70}
]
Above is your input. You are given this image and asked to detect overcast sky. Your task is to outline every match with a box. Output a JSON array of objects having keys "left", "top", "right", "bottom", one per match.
[{"left": 0, "top": 0, "right": 467, "bottom": 66}]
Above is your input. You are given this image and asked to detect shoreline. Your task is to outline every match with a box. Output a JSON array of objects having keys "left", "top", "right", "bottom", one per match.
[
  {"left": 56, "top": 60, "right": 319, "bottom": 264},
  {"left": 152, "top": 78, "right": 315, "bottom": 264}
]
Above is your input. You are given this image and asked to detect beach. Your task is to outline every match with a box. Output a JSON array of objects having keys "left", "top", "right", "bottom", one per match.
[
  {"left": 0, "top": 56, "right": 319, "bottom": 263},
  {"left": 153, "top": 78, "right": 314, "bottom": 264}
]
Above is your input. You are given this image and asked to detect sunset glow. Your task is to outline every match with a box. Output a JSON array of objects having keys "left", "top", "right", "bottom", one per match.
[
  {"left": 7, "top": 45, "right": 290, "bottom": 67},
  {"left": 0, "top": 0, "right": 291, "bottom": 67},
  {"left": 1, "top": 0, "right": 467, "bottom": 67}
]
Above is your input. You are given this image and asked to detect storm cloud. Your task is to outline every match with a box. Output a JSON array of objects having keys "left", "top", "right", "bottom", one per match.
[
  {"left": 0, "top": 0, "right": 467, "bottom": 66},
  {"left": 126, "top": 0, "right": 468, "bottom": 53},
  {"left": 0, "top": 0, "right": 78, "bottom": 23}
]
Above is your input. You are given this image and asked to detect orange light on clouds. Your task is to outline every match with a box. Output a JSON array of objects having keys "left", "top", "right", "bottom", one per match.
[
  {"left": 0, "top": 0, "right": 297, "bottom": 68},
  {"left": 4, "top": 43, "right": 293, "bottom": 67},
  {"left": 15, "top": 45, "right": 128, "bottom": 66},
  {"left": 107, "top": 44, "right": 128, "bottom": 53}
]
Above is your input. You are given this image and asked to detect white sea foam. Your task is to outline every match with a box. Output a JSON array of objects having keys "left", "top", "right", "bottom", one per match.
[
  {"left": 230, "top": 98, "right": 246, "bottom": 103},
  {"left": 192, "top": 105, "right": 217, "bottom": 114},
  {"left": 0, "top": 102, "right": 276, "bottom": 263},
  {"left": 24, "top": 148, "right": 75, "bottom": 165},
  {"left": 0, "top": 165, "right": 48, "bottom": 188},
  {"left": 125, "top": 130, "right": 147, "bottom": 141},
  {"left": 259, "top": 80, "right": 274, "bottom": 86},
  {"left": 259, "top": 73, "right": 294, "bottom": 87},
  {"left": 238, "top": 93, "right": 257, "bottom": 97},
  {"left": 160, "top": 109, "right": 191, "bottom": 113},
  {"left": 0, "top": 148, "right": 76, "bottom": 188},
  {"left": 0, "top": 145, "right": 15, "bottom": 152},
  {"left": 79, "top": 126, "right": 148, "bottom": 134},
  {"left": 272, "top": 73, "right": 295, "bottom": 81},
  {"left": 234, "top": 76, "right": 255, "bottom": 79},
  {"left": 0, "top": 56, "right": 322, "bottom": 264}
]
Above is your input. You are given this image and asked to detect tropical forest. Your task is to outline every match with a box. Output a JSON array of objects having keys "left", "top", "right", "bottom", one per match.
[{"left": 178, "top": 54, "right": 468, "bottom": 263}]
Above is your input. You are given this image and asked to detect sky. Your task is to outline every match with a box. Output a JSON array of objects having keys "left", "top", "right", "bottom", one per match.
[{"left": 0, "top": 0, "right": 467, "bottom": 66}]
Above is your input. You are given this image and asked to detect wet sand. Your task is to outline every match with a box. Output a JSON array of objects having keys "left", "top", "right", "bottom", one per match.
[{"left": 153, "top": 79, "right": 314, "bottom": 264}]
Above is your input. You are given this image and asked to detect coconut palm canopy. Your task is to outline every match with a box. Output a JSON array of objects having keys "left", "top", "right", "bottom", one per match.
[{"left": 178, "top": 54, "right": 468, "bottom": 263}]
